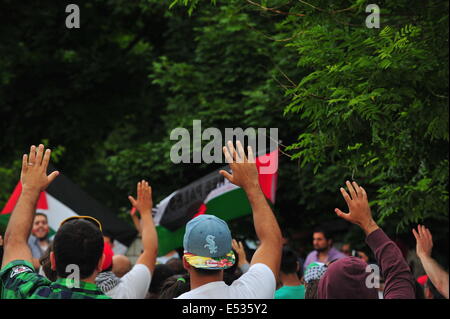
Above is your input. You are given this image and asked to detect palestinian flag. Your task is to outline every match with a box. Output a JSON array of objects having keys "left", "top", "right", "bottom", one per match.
[
  {"left": 0, "top": 169, "right": 137, "bottom": 249},
  {"left": 154, "top": 148, "right": 278, "bottom": 256}
]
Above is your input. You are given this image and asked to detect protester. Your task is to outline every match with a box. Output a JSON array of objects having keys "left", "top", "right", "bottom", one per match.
[
  {"left": 275, "top": 246, "right": 305, "bottom": 299},
  {"left": 95, "top": 180, "right": 158, "bottom": 299},
  {"left": 304, "top": 228, "right": 346, "bottom": 270},
  {"left": 112, "top": 255, "right": 132, "bottom": 278},
  {"left": 159, "top": 274, "right": 191, "bottom": 299},
  {"left": 0, "top": 144, "right": 109, "bottom": 299},
  {"left": 340, "top": 243, "right": 369, "bottom": 263},
  {"left": 38, "top": 243, "right": 57, "bottom": 282},
  {"left": 176, "top": 141, "right": 283, "bottom": 299},
  {"left": 304, "top": 262, "right": 327, "bottom": 299},
  {"left": 147, "top": 264, "right": 175, "bottom": 299},
  {"left": 317, "top": 181, "right": 416, "bottom": 299},
  {"left": 413, "top": 225, "right": 449, "bottom": 299},
  {"left": 28, "top": 212, "right": 51, "bottom": 269}
]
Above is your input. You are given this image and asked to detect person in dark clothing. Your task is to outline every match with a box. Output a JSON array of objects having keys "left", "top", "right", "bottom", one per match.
[{"left": 318, "top": 181, "right": 415, "bottom": 299}]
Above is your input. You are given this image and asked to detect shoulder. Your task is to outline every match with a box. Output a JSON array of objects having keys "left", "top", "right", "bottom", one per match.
[
  {"left": 230, "top": 263, "right": 276, "bottom": 298},
  {"left": 1, "top": 260, "right": 51, "bottom": 299}
]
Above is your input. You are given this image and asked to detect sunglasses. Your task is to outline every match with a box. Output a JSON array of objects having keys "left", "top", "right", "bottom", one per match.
[{"left": 59, "top": 216, "right": 103, "bottom": 232}]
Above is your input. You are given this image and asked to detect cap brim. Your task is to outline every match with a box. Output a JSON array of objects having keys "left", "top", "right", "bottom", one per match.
[{"left": 184, "top": 250, "right": 236, "bottom": 270}]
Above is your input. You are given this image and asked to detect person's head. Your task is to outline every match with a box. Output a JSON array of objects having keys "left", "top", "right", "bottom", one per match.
[
  {"left": 280, "top": 246, "right": 300, "bottom": 276},
  {"left": 40, "top": 242, "right": 57, "bottom": 282},
  {"left": 32, "top": 212, "right": 49, "bottom": 240},
  {"left": 317, "top": 257, "right": 378, "bottom": 299},
  {"left": 312, "top": 228, "right": 332, "bottom": 253},
  {"left": 166, "top": 257, "right": 187, "bottom": 275},
  {"left": 148, "top": 264, "right": 175, "bottom": 298},
  {"left": 50, "top": 218, "right": 104, "bottom": 281},
  {"left": 159, "top": 274, "right": 191, "bottom": 299},
  {"left": 304, "top": 262, "right": 328, "bottom": 299},
  {"left": 182, "top": 215, "right": 235, "bottom": 283},
  {"left": 340, "top": 243, "right": 351, "bottom": 256},
  {"left": 112, "top": 255, "right": 132, "bottom": 278},
  {"left": 424, "top": 278, "right": 445, "bottom": 299}
]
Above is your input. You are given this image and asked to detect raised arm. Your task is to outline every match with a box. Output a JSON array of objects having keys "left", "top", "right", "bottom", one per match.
[
  {"left": 220, "top": 141, "right": 282, "bottom": 278},
  {"left": 128, "top": 180, "right": 158, "bottom": 273},
  {"left": 2, "top": 145, "right": 59, "bottom": 269},
  {"left": 335, "top": 181, "right": 415, "bottom": 299},
  {"left": 413, "top": 225, "right": 449, "bottom": 299}
]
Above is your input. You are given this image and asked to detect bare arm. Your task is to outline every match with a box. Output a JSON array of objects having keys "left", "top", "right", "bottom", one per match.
[
  {"left": 220, "top": 141, "right": 282, "bottom": 278},
  {"left": 128, "top": 180, "right": 158, "bottom": 273},
  {"left": 130, "top": 207, "right": 142, "bottom": 235},
  {"left": 2, "top": 145, "right": 59, "bottom": 269},
  {"left": 413, "top": 225, "right": 449, "bottom": 299}
]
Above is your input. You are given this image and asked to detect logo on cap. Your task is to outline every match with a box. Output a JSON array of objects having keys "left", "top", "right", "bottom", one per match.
[{"left": 204, "top": 235, "right": 218, "bottom": 254}]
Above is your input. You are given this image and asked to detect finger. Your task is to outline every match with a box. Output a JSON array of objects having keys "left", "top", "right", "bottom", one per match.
[
  {"left": 346, "top": 180, "right": 356, "bottom": 200},
  {"left": 128, "top": 196, "right": 137, "bottom": 207},
  {"left": 239, "top": 241, "right": 244, "bottom": 250},
  {"left": 41, "top": 149, "right": 52, "bottom": 171},
  {"left": 360, "top": 186, "right": 368, "bottom": 199},
  {"left": 227, "top": 141, "right": 240, "bottom": 162},
  {"left": 340, "top": 187, "right": 352, "bottom": 207},
  {"left": 223, "top": 146, "right": 233, "bottom": 164},
  {"left": 352, "top": 181, "right": 361, "bottom": 198},
  {"left": 232, "top": 239, "right": 238, "bottom": 249},
  {"left": 47, "top": 171, "right": 59, "bottom": 185},
  {"left": 424, "top": 227, "right": 433, "bottom": 242},
  {"left": 335, "top": 208, "right": 351, "bottom": 221},
  {"left": 29, "top": 145, "right": 37, "bottom": 165},
  {"left": 412, "top": 228, "right": 419, "bottom": 241},
  {"left": 21, "top": 154, "right": 28, "bottom": 176},
  {"left": 219, "top": 170, "right": 233, "bottom": 183},
  {"left": 247, "top": 146, "right": 255, "bottom": 163},
  {"left": 236, "top": 140, "right": 246, "bottom": 163},
  {"left": 36, "top": 144, "right": 45, "bottom": 166}
]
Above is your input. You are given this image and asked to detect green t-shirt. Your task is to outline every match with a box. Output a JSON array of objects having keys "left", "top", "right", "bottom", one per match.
[
  {"left": 0, "top": 260, "right": 110, "bottom": 299},
  {"left": 275, "top": 284, "right": 305, "bottom": 299}
]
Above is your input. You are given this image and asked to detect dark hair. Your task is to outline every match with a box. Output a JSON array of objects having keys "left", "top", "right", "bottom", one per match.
[
  {"left": 305, "top": 279, "right": 320, "bottom": 299},
  {"left": 159, "top": 274, "right": 191, "bottom": 299},
  {"left": 426, "top": 278, "right": 445, "bottom": 299},
  {"left": 192, "top": 267, "right": 222, "bottom": 276},
  {"left": 166, "top": 258, "right": 187, "bottom": 275},
  {"left": 40, "top": 242, "right": 57, "bottom": 282},
  {"left": 35, "top": 212, "right": 48, "bottom": 221},
  {"left": 313, "top": 228, "right": 331, "bottom": 240},
  {"left": 280, "top": 246, "right": 299, "bottom": 274},
  {"left": 53, "top": 219, "right": 104, "bottom": 279},
  {"left": 149, "top": 264, "right": 175, "bottom": 295}
]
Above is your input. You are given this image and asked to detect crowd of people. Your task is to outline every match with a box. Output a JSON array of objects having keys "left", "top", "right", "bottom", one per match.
[{"left": 0, "top": 142, "right": 448, "bottom": 299}]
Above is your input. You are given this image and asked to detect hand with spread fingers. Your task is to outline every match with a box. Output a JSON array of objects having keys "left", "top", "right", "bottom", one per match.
[
  {"left": 21, "top": 144, "right": 60, "bottom": 193},
  {"left": 232, "top": 239, "right": 249, "bottom": 266},
  {"left": 219, "top": 140, "right": 260, "bottom": 192},
  {"left": 334, "top": 181, "right": 379, "bottom": 235},
  {"left": 413, "top": 224, "right": 433, "bottom": 259},
  {"left": 128, "top": 180, "right": 153, "bottom": 215}
]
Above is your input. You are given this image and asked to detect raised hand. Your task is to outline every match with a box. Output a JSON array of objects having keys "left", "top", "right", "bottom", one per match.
[
  {"left": 128, "top": 180, "right": 153, "bottom": 215},
  {"left": 334, "top": 181, "right": 379, "bottom": 235},
  {"left": 232, "top": 239, "right": 249, "bottom": 265},
  {"left": 412, "top": 225, "right": 433, "bottom": 259},
  {"left": 21, "top": 144, "right": 59, "bottom": 193},
  {"left": 219, "top": 141, "right": 260, "bottom": 192}
]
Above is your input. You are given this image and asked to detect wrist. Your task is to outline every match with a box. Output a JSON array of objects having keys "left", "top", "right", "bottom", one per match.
[
  {"left": 243, "top": 182, "right": 261, "bottom": 194},
  {"left": 362, "top": 219, "right": 379, "bottom": 236}
]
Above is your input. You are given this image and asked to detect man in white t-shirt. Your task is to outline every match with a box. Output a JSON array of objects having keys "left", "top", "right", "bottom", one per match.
[
  {"left": 177, "top": 141, "right": 283, "bottom": 299},
  {"left": 96, "top": 180, "right": 157, "bottom": 299}
]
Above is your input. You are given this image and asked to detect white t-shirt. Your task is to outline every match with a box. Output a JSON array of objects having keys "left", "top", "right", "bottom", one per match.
[
  {"left": 176, "top": 263, "right": 276, "bottom": 299},
  {"left": 106, "top": 264, "right": 151, "bottom": 299}
]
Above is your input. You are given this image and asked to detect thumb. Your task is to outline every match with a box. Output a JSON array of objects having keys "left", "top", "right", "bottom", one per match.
[
  {"left": 128, "top": 196, "right": 137, "bottom": 207},
  {"left": 335, "top": 208, "right": 351, "bottom": 222},
  {"left": 47, "top": 171, "right": 60, "bottom": 185},
  {"left": 219, "top": 170, "right": 233, "bottom": 183}
]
